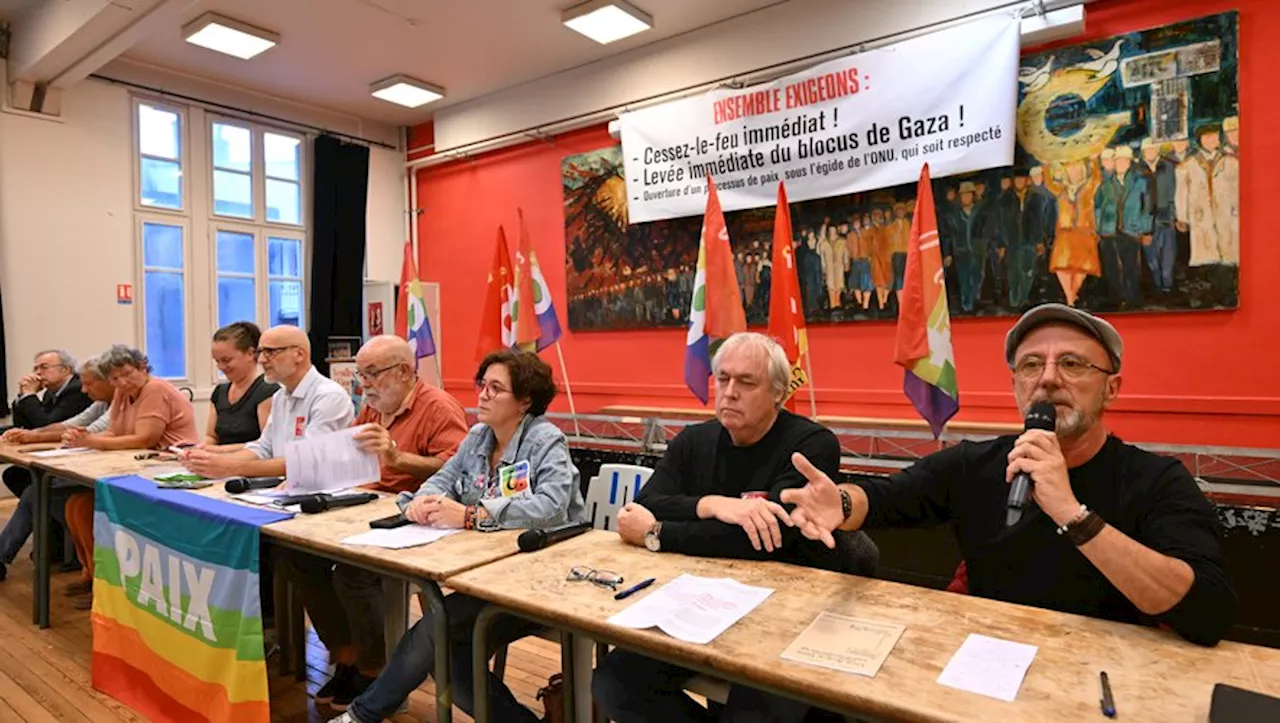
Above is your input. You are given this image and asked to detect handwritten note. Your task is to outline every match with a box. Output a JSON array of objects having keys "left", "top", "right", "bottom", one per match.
[
  {"left": 780, "top": 612, "right": 905, "bottom": 677},
  {"left": 608, "top": 574, "right": 773, "bottom": 645},
  {"left": 283, "top": 427, "right": 380, "bottom": 493},
  {"left": 936, "top": 633, "right": 1038, "bottom": 702},
  {"left": 342, "top": 526, "right": 460, "bottom": 549}
]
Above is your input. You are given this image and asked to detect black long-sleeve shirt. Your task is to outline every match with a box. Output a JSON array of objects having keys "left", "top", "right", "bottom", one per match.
[
  {"left": 12, "top": 374, "right": 92, "bottom": 429},
  {"left": 638, "top": 410, "right": 855, "bottom": 572},
  {"left": 858, "top": 434, "right": 1235, "bottom": 646}
]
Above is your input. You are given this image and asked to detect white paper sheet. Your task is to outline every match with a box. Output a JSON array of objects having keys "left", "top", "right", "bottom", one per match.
[
  {"left": 283, "top": 427, "right": 380, "bottom": 493},
  {"left": 28, "top": 447, "right": 95, "bottom": 458},
  {"left": 232, "top": 488, "right": 356, "bottom": 513},
  {"left": 341, "top": 525, "right": 461, "bottom": 549},
  {"left": 607, "top": 574, "right": 773, "bottom": 645},
  {"left": 936, "top": 633, "right": 1038, "bottom": 702}
]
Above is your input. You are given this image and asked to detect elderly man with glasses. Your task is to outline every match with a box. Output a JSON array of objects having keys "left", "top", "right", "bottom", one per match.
[
  {"left": 7, "top": 349, "right": 92, "bottom": 436},
  {"left": 280, "top": 335, "right": 469, "bottom": 711},
  {"left": 784, "top": 303, "right": 1235, "bottom": 647},
  {"left": 184, "top": 324, "right": 355, "bottom": 479}
]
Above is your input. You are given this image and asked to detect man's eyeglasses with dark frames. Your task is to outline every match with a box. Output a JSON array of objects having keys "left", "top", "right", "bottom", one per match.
[{"left": 566, "top": 566, "right": 624, "bottom": 591}]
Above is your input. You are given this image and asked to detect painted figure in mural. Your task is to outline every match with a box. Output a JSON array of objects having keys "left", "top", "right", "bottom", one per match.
[
  {"left": 997, "top": 168, "right": 1055, "bottom": 308},
  {"left": 887, "top": 201, "right": 911, "bottom": 306},
  {"left": 1044, "top": 158, "right": 1104, "bottom": 307},
  {"left": 1139, "top": 138, "right": 1179, "bottom": 293},
  {"left": 846, "top": 217, "right": 871, "bottom": 310},
  {"left": 1177, "top": 123, "right": 1239, "bottom": 267},
  {"left": 819, "top": 221, "right": 847, "bottom": 310},
  {"left": 1094, "top": 144, "right": 1153, "bottom": 308},
  {"left": 946, "top": 181, "right": 987, "bottom": 313},
  {"left": 867, "top": 207, "right": 893, "bottom": 310}
]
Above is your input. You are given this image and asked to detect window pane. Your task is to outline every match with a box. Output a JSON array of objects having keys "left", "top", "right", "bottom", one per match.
[
  {"left": 217, "top": 276, "right": 257, "bottom": 327},
  {"left": 269, "top": 280, "right": 304, "bottom": 327},
  {"left": 216, "top": 230, "right": 255, "bottom": 273},
  {"left": 144, "top": 270, "right": 186, "bottom": 378},
  {"left": 140, "top": 158, "right": 183, "bottom": 209},
  {"left": 142, "top": 222, "right": 184, "bottom": 269},
  {"left": 212, "top": 123, "right": 252, "bottom": 172},
  {"left": 213, "top": 169, "right": 253, "bottom": 217},
  {"left": 264, "top": 133, "right": 300, "bottom": 180},
  {"left": 138, "top": 104, "right": 180, "bottom": 160},
  {"left": 266, "top": 179, "right": 301, "bottom": 224},
  {"left": 268, "top": 237, "right": 302, "bottom": 277}
]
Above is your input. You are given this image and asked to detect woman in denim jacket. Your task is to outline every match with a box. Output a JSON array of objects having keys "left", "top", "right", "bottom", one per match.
[{"left": 332, "top": 350, "right": 585, "bottom": 723}]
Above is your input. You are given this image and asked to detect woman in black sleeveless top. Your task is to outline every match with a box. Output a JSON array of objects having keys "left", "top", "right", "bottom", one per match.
[{"left": 204, "top": 322, "right": 279, "bottom": 447}]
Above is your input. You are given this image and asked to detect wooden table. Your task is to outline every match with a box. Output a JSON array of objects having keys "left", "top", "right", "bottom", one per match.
[
  {"left": 196, "top": 486, "right": 523, "bottom": 723},
  {"left": 448, "top": 530, "right": 1280, "bottom": 723}
]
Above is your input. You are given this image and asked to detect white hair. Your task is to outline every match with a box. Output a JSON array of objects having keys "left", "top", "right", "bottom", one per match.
[
  {"left": 712, "top": 332, "right": 790, "bottom": 403},
  {"left": 35, "top": 349, "right": 77, "bottom": 369}
]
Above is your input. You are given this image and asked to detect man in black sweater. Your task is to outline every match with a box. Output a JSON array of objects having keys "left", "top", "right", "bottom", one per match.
[
  {"left": 785, "top": 303, "right": 1234, "bottom": 647},
  {"left": 594, "top": 332, "right": 872, "bottom": 723}
]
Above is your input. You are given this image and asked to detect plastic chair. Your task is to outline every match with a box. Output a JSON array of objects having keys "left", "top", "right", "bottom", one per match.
[{"left": 584, "top": 464, "right": 654, "bottom": 531}]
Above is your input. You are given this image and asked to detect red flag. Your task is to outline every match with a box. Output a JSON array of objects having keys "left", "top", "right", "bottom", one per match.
[
  {"left": 702, "top": 176, "right": 746, "bottom": 339},
  {"left": 475, "top": 229, "right": 515, "bottom": 362},
  {"left": 395, "top": 241, "right": 415, "bottom": 339},
  {"left": 511, "top": 211, "right": 542, "bottom": 350},
  {"left": 767, "top": 182, "right": 809, "bottom": 408}
]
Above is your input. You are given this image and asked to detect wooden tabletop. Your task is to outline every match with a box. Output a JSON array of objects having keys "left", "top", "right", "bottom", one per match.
[
  {"left": 28, "top": 449, "right": 157, "bottom": 485},
  {"left": 192, "top": 487, "right": 524, "bottom": 582},
  {"left": 446, "top": 530, "right": 1280, "bottom": 723},
  {"left": 0, "top": 442, "right": 54, "bottom": 467}
]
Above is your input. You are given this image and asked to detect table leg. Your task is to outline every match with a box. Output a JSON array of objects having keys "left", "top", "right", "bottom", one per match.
[
  {"left": 33, "top": 470, "right": 51, "bottom": 628},
  {"left": 421, "top": 580, "right": 453, "bottom": 723},
  {"left": 471, "top": 603, "right": 502, "bottom": 723},
  {"left": 560, "top": 630, "right": 578, "bottom": 723}
]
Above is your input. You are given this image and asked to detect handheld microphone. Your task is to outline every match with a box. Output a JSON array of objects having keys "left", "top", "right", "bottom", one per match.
[
  {"left": 224, "top": 476, "right": 285, "bottom": 494},
  {"left": 1006, "top": 401, "right": 1058, "bottom": 527},
  {"left": 518, "top": 520, "right": 592, "bottom": 552},
  {"left": 299, "top": 492, "right": 379, "bottom": 514}
]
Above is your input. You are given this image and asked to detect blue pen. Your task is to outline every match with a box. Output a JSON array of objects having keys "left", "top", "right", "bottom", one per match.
[
  {"left": 614, "top": 577, "right": 657, "bottom": 600},
  {"left": 1100, "top": 671, "right": 1116, "bottom": 718}
]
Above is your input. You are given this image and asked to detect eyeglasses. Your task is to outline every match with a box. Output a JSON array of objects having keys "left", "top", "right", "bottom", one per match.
[
  {"left": 567, "top": 566, "right": 623, "bottom": 590},
  {"left": 257, "top": 345, "right": 299, "bottom": 360},
  {"left": 33, "top": 363, "right": 66, "bottom": 373},
  {"left": 1013, "top": 355, "right": 1114, "bottom": 381},
  {"left": 475, "top": 380, "right": 511, "bottom": 399},
  {"left": 355, "top": 364, "right": 401, "bottom": 384}
]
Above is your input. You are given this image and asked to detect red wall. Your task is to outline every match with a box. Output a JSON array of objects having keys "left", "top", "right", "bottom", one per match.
[{"left": 414, "top": 0, "right": 1280, "bottom": 448}]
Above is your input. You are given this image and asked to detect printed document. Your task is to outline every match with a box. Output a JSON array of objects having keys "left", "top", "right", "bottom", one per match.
[
  {"left": 607, "top": 574, "right": 773, "bottom": 645},
  {"left": 936, "top": 633, "right": 1038, "bottom": 702},
  {"left": 341, "top": 526, "right": 461, "bottom": 549},
  {"left": 780, "top": 612, "right": 905, "bottom": 677},
  {"left": 28, "top": 447, "right": 95, "bottom": 458},
  {"left": 284, "top": 427, "right": 380, "bottom": 493}
]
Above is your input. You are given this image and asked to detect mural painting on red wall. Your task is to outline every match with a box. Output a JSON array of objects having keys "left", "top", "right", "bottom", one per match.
[{"left": 563, "top": 12, "right": 1239, "bottom": 332}]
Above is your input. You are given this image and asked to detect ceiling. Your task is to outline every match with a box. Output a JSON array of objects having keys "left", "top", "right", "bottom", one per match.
[{"left": 115, "top": 0, "right": 786, "bottom": 126}]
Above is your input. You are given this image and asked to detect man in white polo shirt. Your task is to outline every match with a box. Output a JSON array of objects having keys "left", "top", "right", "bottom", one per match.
[{"left": 185, "top": 325, "right": 354, "bottom": 478}]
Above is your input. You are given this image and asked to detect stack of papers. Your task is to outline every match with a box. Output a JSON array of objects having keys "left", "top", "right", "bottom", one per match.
[
  {"left": 28, "top": 447, "right": 95, "bottom": 458},
  {"left": 232, "top": 488, "right": 361, "bottom": 513},
  {"left": 284, "top": 427, "right": 381, "bottom": 493},
  {"left": 780, "top": 612, "right": 905, "bottom": 677},
  {"left": 936, "top": 633, "right": 1038, "bottom": 701},
  {"left": 607, "top": 574, "right": 773, "bottom": 645},
  {"left": 341, "top": 526, "right": 460, "bottom": 549}
]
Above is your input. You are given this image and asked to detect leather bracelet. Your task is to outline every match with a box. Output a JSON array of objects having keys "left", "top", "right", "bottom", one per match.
[{"left": 1057, "top": 507, "right": 1106, "bottom": 546}]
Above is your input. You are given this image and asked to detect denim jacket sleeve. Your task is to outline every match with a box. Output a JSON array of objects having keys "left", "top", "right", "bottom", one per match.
[
  {"left": 395, "top": 425, "right": 479, "bottom": 512},
  {"left": 478, "top": 419, "right": 583, "bottom": 528}
]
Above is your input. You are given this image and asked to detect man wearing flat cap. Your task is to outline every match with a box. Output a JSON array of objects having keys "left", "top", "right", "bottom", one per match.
[{"left": 783, "top": 303, "right": 1235, "bottom": 646}]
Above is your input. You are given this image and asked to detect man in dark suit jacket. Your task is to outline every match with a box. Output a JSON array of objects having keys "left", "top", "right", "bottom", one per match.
[{"left": 10, "top": 350, "right": 91, "bottom": 431}]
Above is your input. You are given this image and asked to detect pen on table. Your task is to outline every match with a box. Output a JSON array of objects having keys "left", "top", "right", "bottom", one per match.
[
  {"left": 1099, "top": 671, "right": 1116, "bottom": 718},
  {"left": 614, "top": 577, "right": 656, "bottom": 600}
]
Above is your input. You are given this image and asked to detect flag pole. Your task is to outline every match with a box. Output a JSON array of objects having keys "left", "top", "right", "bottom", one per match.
[
  {"left": 552, "top": 341, "right": 582, "bottom": 438},
  {"left": 803, "top": 351, "right": 818, "bottom": 419}
]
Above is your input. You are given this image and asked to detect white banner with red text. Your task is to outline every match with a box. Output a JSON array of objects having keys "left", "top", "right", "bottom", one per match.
[{"left": 619, "top": 13, "right": 1020, "bottom": 224}]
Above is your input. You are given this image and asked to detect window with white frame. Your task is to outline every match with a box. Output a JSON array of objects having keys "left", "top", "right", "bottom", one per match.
[
  {"left": 133, "top": 97, "right": 309, "bottom": 385},
  {"left": 209, "top": 117, "right": 307, "bottom": 334}
]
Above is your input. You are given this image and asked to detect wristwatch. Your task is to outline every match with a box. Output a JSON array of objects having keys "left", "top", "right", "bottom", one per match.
[
  {"left": 644, "top": 521, "right": 663, "bottom": 552},
  {"left": 839, "top": 488, "right": 853, "bottom": 522}
]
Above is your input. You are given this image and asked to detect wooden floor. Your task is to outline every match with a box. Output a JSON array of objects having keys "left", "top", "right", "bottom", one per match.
[{"left": 0, "top": 498, "right": 559, "bottom": 722}]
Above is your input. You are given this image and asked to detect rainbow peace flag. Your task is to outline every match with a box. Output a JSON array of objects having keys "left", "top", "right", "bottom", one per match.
[{"left": 91, "top": 475, "right": 291, "bottom": 723}]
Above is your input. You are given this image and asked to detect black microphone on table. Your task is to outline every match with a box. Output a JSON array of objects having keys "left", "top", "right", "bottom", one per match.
[
  {"left": 224, "top": 476, "right": 285, "bottom": 494},
  {"left": 299, "top": 492, "right": 379, "bottom": 514},
  {"left": 1006, "top": 401, "right": 1058, "bottom": 527},
  {"left": 518, "top": 520, "right": 592, "bottom": 552}
]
